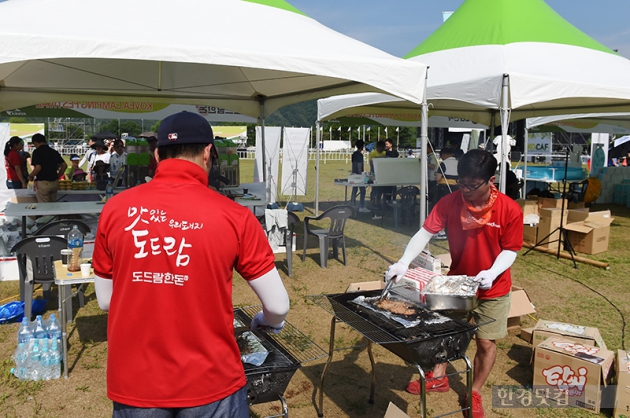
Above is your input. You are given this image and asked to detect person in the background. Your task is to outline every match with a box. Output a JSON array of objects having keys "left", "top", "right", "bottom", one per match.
[
  {"left": 386, "top": 150, "right": 523, "bottom": 418},
  {"left": 93, "top": 160, "right": 110, "bottom": 190},
  {"left": 384, "top": 138, "right": 399, "bottom": 158},
  {"left": 64, "top": 154, "right": 81, "bottom": 180},
  {"left": 79, "top": 137, "right": 97, "bottom": 174},
  {"left": 109, "top": 139, "right": 127, "bottom": 186},
  {"left": 407, "top": 149, "right": 415, "bottom": 158},
  {"left": 93, "top": 110, "right": 289, "bottom": 417},
  {"left": 27, "top": 133, "right": 67, "bottom": 202},
  {"left": 350, "top": 139, "right": 370, "bottom": 213},
  {"left": 368, "top": 140, "right": 387, "bottom": 220},
  {"left": 4, "top": 136, "right": 28, "bottom": 189},
  {"left": 146, "top": 136, "right": 158, "bottom": 178},
  {"left": 72, "top": 169, "right": 87, "bottom": 182},
  {"left": 19, "top": 145, "right": 32, "bottom": 183}
]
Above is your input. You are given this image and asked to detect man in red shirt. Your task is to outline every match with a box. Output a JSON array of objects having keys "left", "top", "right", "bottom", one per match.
[
  {"left": 386, "top": 149, "right": 523, "bottom": 418},
  {"left": 93, "top": 111, "right": 289, "bottom": 417}
]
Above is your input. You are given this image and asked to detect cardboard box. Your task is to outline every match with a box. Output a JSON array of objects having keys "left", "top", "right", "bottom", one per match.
[
  {"left": 409, "top": 250, "right": 441, "bottom": 273},
  {"left": 532, "top": 320, "right": 607, "bottom": 350},
  {"left": 538, "top": 197, "right": 568, "bottom": 210},
  {"left": 345, "top": 281, "right": 384, "bottom": 293},
  {"left": 521, "top": 327, "right": 534, "bottom": 343},
  {"left": 507, "top": 286, "right": 536, "bottom": 329},
  {"left": 384, "top": 402, "right": 410, "bottom": 418},
  {"left": 517, "top": 199, "right": 539, "bottom": 217},
  {"left": 613, "top": 350, "right": 630, "bottom": 418},
  {"left": 537, "top": 208, "right": 568, "bottom": 250},
  {"left": 533, "top": 337, "right": 614, "bottom": 413},
  {"left": 564, "top": 210, "right": 614, "bottom": 254},
  {"left": 523, "top": 224, "right": 538, "bottom": 244}
]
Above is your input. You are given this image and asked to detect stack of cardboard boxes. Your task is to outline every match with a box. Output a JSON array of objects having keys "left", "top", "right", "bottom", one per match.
[
  {"left": 519, "top": 319, "right": 630, "bottom": 415},
  {"left": 517, "top": 197, "right": 614, "bottom": 254}
]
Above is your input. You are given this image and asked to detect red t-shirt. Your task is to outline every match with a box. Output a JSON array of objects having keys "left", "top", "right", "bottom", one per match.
[
  {"left": 92, "top": 159, "right": 276, "bottom": 408},
  {"left": 423, "top": 190, "right": 523, "bottom": 299},
  {"left": 5, "top": 149, "right": 22, "bottom": 181}
]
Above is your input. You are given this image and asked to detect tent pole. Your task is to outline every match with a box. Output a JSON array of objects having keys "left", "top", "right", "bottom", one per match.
[
  {"left": 420, "top": 71, "right": 429, "bottom": 227},
  {"left": 315, "top": 120, "right": 321, "bottom": 216},
  {"left": 523, "top": 124, "right": 529, "bottom": 197},
  {"left": 499, "top": 74, "right": 509, "bottom": 193}
]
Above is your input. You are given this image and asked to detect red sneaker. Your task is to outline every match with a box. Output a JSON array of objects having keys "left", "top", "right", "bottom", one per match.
[
  {"left": 405, "top": 371, "right": 450, "bottom": 394},
  {"left": 464, "top": 390, "right": 485, "bottom": 418}
]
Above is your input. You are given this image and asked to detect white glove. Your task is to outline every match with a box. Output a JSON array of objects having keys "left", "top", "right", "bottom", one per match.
[
  {"left": 474, "top": 270, "right": 498, "bottom": 290},
  {"left": 250, "top": 311, "right": 285, "bottom": 334},
  {"left": 385, "top": 262, "right": 408, "bottom": 283}
]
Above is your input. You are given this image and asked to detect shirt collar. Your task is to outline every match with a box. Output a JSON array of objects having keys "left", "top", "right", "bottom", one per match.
[{"left": 152, "top": 159, "right": 209, "bottom": 187}]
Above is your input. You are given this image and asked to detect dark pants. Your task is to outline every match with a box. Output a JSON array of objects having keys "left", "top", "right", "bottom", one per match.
[
  {"left": 6, "top": 180, "right": 22, "bottom": 189},
  {"left": 112, "top": 385, "right": 249, "bottom": 418},
  {"left": 351, "top": 186, "right": 366, "bottom": 208}
]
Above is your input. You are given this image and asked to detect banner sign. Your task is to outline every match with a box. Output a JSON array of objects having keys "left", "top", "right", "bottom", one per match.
[{"left": 527, "top": 133, "right": 552, "bottom": 155}]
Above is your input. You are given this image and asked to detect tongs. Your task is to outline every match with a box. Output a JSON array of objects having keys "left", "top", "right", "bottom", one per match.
[{"left": 379, "top": 276, "right": 395, "bottom": 301}]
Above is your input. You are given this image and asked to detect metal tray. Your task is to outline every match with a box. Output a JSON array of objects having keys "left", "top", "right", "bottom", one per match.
[{"left": 424, "top": 293, "right": 478, "bottom": 312}]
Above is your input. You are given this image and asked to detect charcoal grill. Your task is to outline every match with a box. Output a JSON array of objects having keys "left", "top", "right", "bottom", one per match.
[
  {"left": 309, "top": 286, "right": 493, "bottom": 418},
  {"left": 235, "top": 306, "right": 327, "bottom": 418}
]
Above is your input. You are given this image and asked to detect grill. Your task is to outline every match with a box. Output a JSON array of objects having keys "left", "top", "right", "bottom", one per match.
[
  {"left": 309, "top": 286, "right": 494, "bottom": 418},
  {"left": 311, "top": 288, "right": 484, "bottom": 370},
  {"left": 234, "top": 306, "right": 326, "bottom": 417}
]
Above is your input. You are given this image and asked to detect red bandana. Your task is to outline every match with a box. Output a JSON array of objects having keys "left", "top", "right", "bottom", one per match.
[{"left": 460, "top": 184, "right": 499, "bottom": 230}]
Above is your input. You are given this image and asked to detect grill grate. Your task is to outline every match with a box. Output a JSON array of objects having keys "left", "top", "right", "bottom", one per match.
[{"left": 238, "top": 305, "right": 327, "bottom": 364}]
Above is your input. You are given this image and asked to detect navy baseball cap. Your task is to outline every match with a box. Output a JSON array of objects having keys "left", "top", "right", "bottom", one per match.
[
  {"left": 70, "top": 154, "right": 80, "bottom": 161},
  {"left": 157, "top": 111, "right": 214, "bottom": 148}
]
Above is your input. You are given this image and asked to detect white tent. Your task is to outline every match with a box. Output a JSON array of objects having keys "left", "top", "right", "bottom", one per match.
[
  {"left": 0, "top": 0, "right": 427, "bottom": 185},
  {"left": 317, "top": 0, "right": 630, "bottom": 219},
  {"left": 527, "top": 113, "right": 630, "bottom": 135}
]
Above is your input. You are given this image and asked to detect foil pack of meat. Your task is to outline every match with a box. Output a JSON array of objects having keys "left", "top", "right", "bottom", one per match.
[
  {"left": 234, "top": 318, "right": 269, "bottom": 366},
  {"left": 423, "top": 275, "right": 478, "bottom": 296},
  {"left": 350, "top": 295, "right": 450, "bottom": 328}
]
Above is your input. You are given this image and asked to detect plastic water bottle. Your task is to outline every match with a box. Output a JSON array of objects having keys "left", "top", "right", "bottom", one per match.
[
  {"left": 11, "top": 342, "right": 29, "bottom": 380},
  {"left": 105, "top": 181, "right": 114, "bottom": 201},
  {"left": 50, "top": 339, "right": 61, "bottom": 379},
  {"left": 47, "top": 313, "right": 61, "bottom": 343},
  {"left": 67, "top": 225, "right": 84, "bottom": 272},
  {"left": 40, "top": 339, "right": 51, "bottom": 380},
  {"left": 17, "top": 317, "right": 33, "bottom": 343},
  {"left": 34, "top": 315, "right": 47, "bottom": 340},
  {"left": 30, "top": 339, "right": 42, "bottom": 380}
]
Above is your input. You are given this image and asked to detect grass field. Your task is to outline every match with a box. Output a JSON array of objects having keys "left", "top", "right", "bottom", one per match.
[{"left": 0, "top": 158, "right": 628, "bottom": 417}]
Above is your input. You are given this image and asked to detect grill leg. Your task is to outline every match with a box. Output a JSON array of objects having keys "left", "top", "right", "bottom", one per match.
[
  {"left": 464, "top": 355, "right": 473, "bottom": 417},
  {"left": 414, "top": 365, "right": 427, "bottom": 418},
  {"left": 367, "top": 341, "right": 375, "bottom": 404},
  {"left": 318, "top": 316, "right": 337, "bottom": 417},
  {"left": 278, "top": 393, "right": 288, "bottom": 418}
]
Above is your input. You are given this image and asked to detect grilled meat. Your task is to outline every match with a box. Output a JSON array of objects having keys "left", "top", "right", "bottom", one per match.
[{"left": 375, "top": 299, "right": 416, "bottom": 316}]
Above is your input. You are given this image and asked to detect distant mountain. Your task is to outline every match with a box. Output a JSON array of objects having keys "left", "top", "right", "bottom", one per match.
[{"left": 266, "top": 100, "right": 316, "bottom": 127}]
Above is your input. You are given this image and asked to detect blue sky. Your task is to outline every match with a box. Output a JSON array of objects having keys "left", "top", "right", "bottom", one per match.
[{"left": 290, "top": 0, "right": 630, "bottom": 58}]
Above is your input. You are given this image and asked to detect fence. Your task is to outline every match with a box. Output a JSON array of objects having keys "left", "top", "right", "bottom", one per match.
[{"left": 49, "top": 146, "right": 359, "bottom": 164}]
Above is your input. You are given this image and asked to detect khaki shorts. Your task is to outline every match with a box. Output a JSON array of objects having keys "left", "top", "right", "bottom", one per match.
[{"left": 472, "top": 293, "right": 511, "bottom": 340}]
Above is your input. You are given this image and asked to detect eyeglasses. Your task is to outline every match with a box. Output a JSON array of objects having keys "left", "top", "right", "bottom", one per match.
[{"left": 456, "top": 179, "right": 489, "bottom": 192}]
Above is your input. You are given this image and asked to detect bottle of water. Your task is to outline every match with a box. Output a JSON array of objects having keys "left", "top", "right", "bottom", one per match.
[
  {"left": 105, "top": 181, "right": 114, "bottom": 201},
  {"left": 40, "top": 339, "right": 51, "bottom": 381},
  {"left": 30, "top": 339, "right": 42, "bottom": 381},
  {"left": 47, "top": 313, "right": 61, "bottom": 343},
  {"left": 67, "top": 225, "right": 84, "bottom": 272},
  {"left": 34, "top": 315, "right": 47, "bottom": 340},
  {"left": 50, "top": 339, "right": 61, "bottom": 379},
  {"left": 11, "top": 342, "right": 29, "bottom": 380},
  {"left": 17, "top": 317, "right": 33, "bottom": 343}
]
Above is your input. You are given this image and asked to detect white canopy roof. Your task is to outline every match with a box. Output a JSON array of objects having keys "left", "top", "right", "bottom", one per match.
[
  {"left": 318, "top": 0, "right": 630, "bottom": 127},
  {"left": 0, "top": 0, "right": 427, "bottom": 118}
]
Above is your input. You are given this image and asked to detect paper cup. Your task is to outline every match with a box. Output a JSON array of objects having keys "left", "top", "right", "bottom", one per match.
[{"left": 80, "top": 263, "right": 92, "bottom": 278}]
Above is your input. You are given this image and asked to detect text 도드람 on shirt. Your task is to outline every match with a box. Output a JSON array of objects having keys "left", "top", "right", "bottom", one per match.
[{"left": 125, "top": 206, "right": 205, "bottom": 286}]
